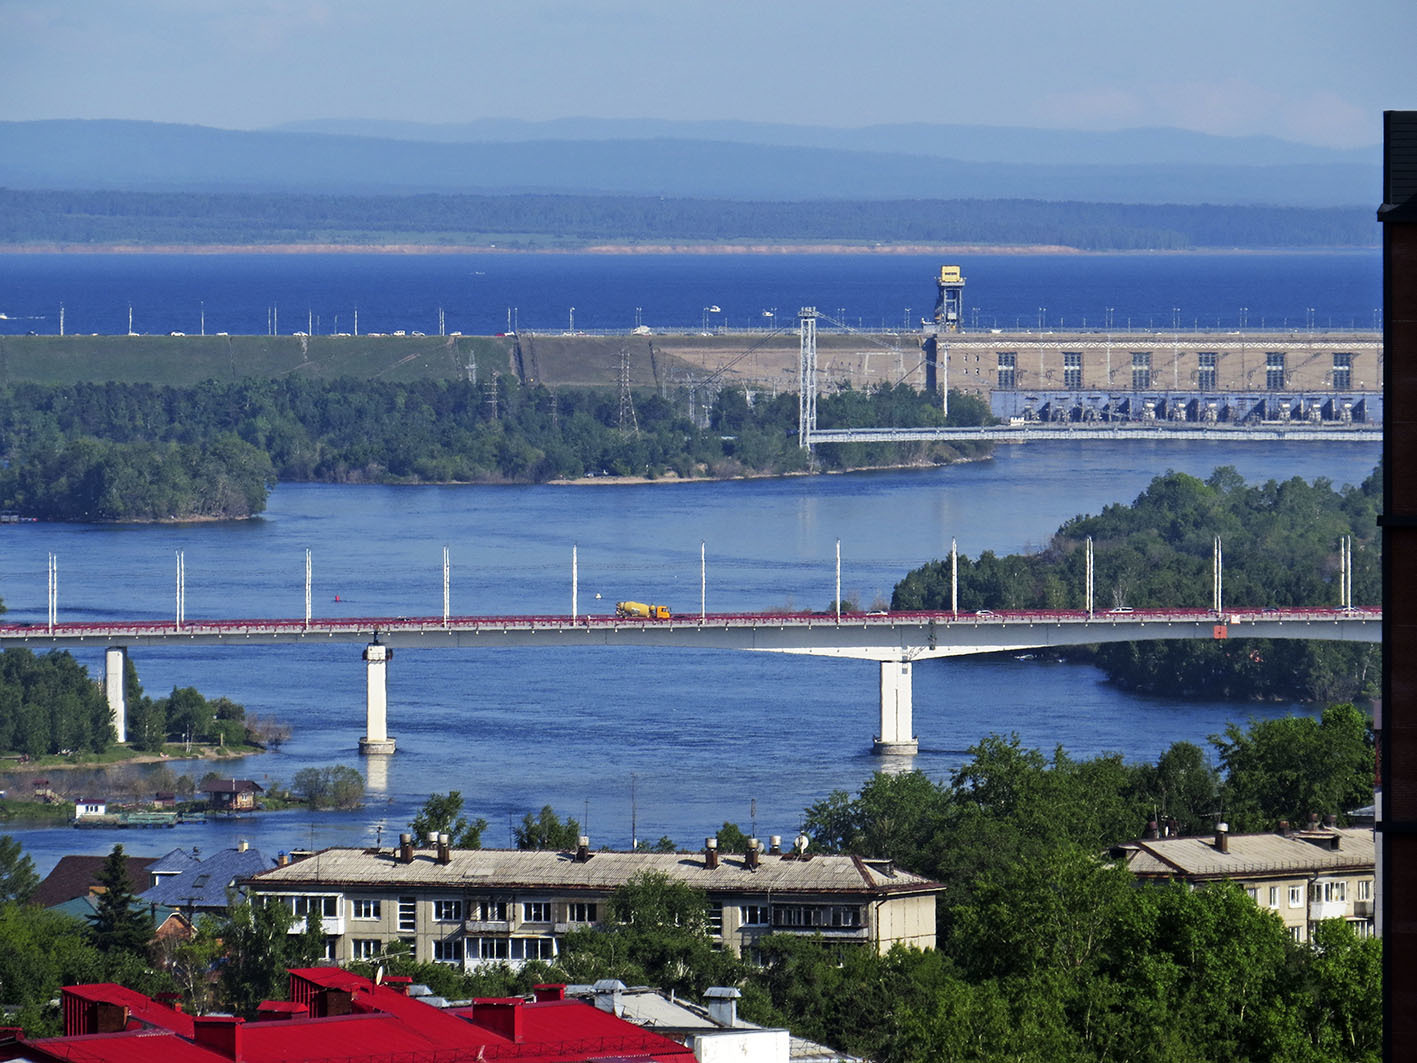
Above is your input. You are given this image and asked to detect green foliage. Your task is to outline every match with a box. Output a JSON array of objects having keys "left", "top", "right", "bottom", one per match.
[
  {"left": 1214, "top": 703, "right": 1375, "bottom": 830},
  {"left": 0, "top": 187, "right": 1376, "bottom": 251},
  {"left": 212, "top": 898, "right": 324, "bottom": 1017},
  {"left": 0, "top": 833, "right": 38, "bottom": 905},
  {"left": 0, "top": 378, "right": 990, "bottom": 521},
  {"left": 291, "top": 765, "right": 365, "bottom": 810},
  {"left": 87, "top": 844, "right": 153, "bottom": 956},
  {"left": 893, "top": 465, "right": 1382, "bottom": 703},
  {"left": 0, "top": 649, "right": 114, "bottom": 757},
  {"left": 409, "top": 791, "right": 487, "bottom": 848},
  {"left": 558, "top": 871, "right": 740, "bottom": 996},
  {"left": 513, "top": 805, "right": 580, "bottom": 851}
]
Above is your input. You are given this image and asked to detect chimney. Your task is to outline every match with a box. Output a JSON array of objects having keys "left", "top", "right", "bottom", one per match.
[
  {"left": 399, "top": 833, "right": 414, "bottom": 864},
  {"left": 704, "top": 837, "right": 719, "bottom": 870},
  {"left": 436, "top": 833, "right": 451, "bottom": 865},
  {"left": 1308, "top": 812, "right": 1321, "bottom": 830},
  {"left": 1213, "top": 822, "right": 1230, "bottom": 854},
  {"left": 1325, "top": 814, "right": 1338, "bottom": 828},
  {"left": 768, "top": 835, "right": 782, "bottom": 855},
  {"left": 575, "top": 835, "right": 590, "bottom": 862},
  {"left": 237, "top": 839, "right": 248, "bottom": 852},
  {"left": 591, "top": 979, "right": 626, "bottom": 1017},
  {"left": 1278, "top": 820, "right": 1290, "bottom": 836},
  {"left": 383, "top": 976, "right": 413, "bottom": 995},
  {"left": 276, "top": 851, "right": 289, "bottom": 868},
  {"left": 193, "top": 1016, "right": 244, "bottom": 1060},
  {"left": 1145, "top": 820, "right": 1160, "bottom": 840},
  {"left": 745, "top": 837, "right": 761, "bottom": 870},
  {"left": 533, "top": 984, "right": 566, "bottom": 1003},
  {"left": 154, "top": 992, "right": 183, "bottom": 1013},
  {"left": 705, "top": 986, "right": 741, "bottom": 1028},
  {"left": 472, "top": 999, "right": 525, "bottom": 1042}
]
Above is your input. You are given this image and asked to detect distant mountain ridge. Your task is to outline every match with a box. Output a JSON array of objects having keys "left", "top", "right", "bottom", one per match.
[
  {"left": 270, "top": 116, "right": 1377, "bottom": 168},
  {"left": 0, "top": 119, "right": 1375, "bottom": 207}
]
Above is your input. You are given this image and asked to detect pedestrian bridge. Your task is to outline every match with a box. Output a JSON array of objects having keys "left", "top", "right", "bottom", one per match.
[{"left": 0, "top": 605, "right": 1380, "bottom": 756}]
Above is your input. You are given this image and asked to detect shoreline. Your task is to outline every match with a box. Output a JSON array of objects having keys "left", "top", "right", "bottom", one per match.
[{"left": 0, "top": 242, "right": 1378, "bottom": 257}]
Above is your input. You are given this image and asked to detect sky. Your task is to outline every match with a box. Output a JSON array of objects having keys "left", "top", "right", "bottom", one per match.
[{"left": 0, "top": 0, "right": 1412, "bottom": 149}]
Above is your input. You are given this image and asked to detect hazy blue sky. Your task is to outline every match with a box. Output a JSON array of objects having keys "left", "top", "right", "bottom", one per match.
[{"left": 1, "top": 0, "right": 1411, "bottom": 148}]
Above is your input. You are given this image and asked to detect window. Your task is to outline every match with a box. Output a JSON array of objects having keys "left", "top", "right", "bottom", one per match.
[
  {"left": 477, "top": 900, "right": 508, "bottom": 922},
  {"left": 1289, "top": 925, "right": 1304, "bottom": 942},
  {"left": 1333, "top": 352, "right": 1353, "bottom": 389},
  {"left": 997, "top": 352, "right": 1016, "bottom": 389},
  {"left": 1131, "top": 352, "right": 1151, "bottom": 390},
  {"left": 707, "top": 902, "right": 723, "bottom": 936},
  {"left": 476, "top": 937, "right": 510, "bottom": 960},
  {"left": 772, "top": 904, "right": 863, "bottom": 929},
  {"left": 740, "top": 905, "right": 769, "bottom": 926},
  {"left": 321, "top": 937, "right": 337, "bottom": 962},
  {"left": 522, "top": 901, "right": 552, "bottom": 923},
  {"left": 1197, "top": 351, "right": 1217, "bottom": 390},
  {"left": 510, "top": 937, "right": 557, "bottom": 961},
  {"left": 398, "top": 896, "right": 417, "bottom": 932},
  {"left": 353, "top": 899, "right": 381, "bottom": 920},
  {"left": 1266, "top": 352, "right": 1286, "bottom": 390},
  {"left": 290, "top": 895, "right": 338, "bottom": 919},
  {"left": 434, "top": 899, "right": 464, "bottom": 922},
  {"left": 1063, "top": 352, "right": 1082, "bottom": 388},
  {"left": 351, "top": 939, "right": 382, "bottom": 960},
  {"left": 432, "top": 938, "right": 464, "bottom": 965},
  {"left": 1269, "top": 886, "right": 1280, "bottom": 909},
  {"left": 568, "top": 902, "right": 597, "bottom": 923},
  {"left": 1358, "top": 879, "right": 1372, "bottom": 901},
  {"left": 1288, "top": 885, "right": 1303, "bottom": 908},
  {"left": 1244, "top": 886, "right": 1258, "bottom": 901},
  {"left": 1318, "top": 881, "right": 1346, "bottom": 904},
  {"left": 1354, "top": 920, "right": 1375, "bottom": 939}
]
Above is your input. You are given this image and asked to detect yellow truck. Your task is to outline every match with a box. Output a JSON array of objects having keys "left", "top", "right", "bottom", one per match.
[{"left": 615, "top": 601, "right": 671, "bottom": 619}]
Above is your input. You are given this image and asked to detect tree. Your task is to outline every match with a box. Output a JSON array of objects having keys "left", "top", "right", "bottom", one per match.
[
  {"left": 87, "top": 844, "right": 152, "bottom": 956},
  {"left": 409, "top": 791, "right": 487, "bottom": 848},
  {"left": 1214, "top": 703, "right": 1375, "bottom": 831},
  {"left": 0, "top": 834, "right": 38, "bottom": 904},
  {"left": 514, "top": 805, "right": 580, "bottom": 851},
  {"left": 215, "top": 897, "right": 323, "bottom": 1017},
  {"left": 292, "top": 765, "right": 365, "bottom": 810}
]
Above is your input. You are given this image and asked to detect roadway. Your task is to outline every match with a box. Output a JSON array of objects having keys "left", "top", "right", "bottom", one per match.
[{"left": 0, "top": 606, "right": 1381, "bottom": 662}]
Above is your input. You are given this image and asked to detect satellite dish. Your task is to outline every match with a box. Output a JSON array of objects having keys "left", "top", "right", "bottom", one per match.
[{"left": 374, "top": 965, "right": 385, "bottom": 985}]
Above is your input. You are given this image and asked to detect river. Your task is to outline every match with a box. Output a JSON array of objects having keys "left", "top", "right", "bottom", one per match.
[{"left": 0, "top": 438, "right": 1379, "bottom": 874}]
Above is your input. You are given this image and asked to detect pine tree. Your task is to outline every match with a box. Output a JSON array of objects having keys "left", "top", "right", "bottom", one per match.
[{"left": 88, "top": 844, "right": 152, "bottom": 955}]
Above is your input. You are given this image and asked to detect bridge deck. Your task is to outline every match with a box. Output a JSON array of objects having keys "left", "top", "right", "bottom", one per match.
[{"left": 0, "top": 606, "right": 1381, "bottom": 660}]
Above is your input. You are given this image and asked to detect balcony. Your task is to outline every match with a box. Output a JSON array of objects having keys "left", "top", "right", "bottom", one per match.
[
  {"left": 464, "top": 919, "right": 510, "bottom": 933},
  {"left": 1353, "top": 899, "right": 1375, "bottom": 919},
  {"left": 1309, "top": 899, "right": 1348, "bottom": 922}
]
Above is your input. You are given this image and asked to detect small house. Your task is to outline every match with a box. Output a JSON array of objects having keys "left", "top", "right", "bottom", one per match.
[
  {"left": 74, "top": 797, "right": 106, "bottom": 819},
  {"left": 200, "top": 778, "right": 263, "bottom": 812}
]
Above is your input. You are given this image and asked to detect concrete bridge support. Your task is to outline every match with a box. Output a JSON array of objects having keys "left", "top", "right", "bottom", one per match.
[
  {"left": 874, "top": 659, "right": 918, "bottom": 755},
  {"left": 104, "top": 647, "right": 127, "bottom": 744},
  {"left": 359, "top": 643, "right": 396, "bottom": 754}
]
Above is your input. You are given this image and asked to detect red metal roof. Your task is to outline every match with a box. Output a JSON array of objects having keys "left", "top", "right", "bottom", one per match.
[{"left": 18, "top": 971, "right": 695, "bottom": 1063}]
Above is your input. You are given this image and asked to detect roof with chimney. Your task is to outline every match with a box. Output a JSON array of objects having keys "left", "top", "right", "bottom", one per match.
[
  {"left": 139, "top": 846, "right": 270, "bottom": 910},
  {"left": 198, "top": 778, "right": 263, "bottom": 795},
  {"left": 6, "top": 970, "right": 696, "bottom": 1063},
  {"left": 1114, "top": 826, "right": 1375, "bottom": 880},
  {"left": 243, "top": 845, "right": 940, "bottom": 898}
]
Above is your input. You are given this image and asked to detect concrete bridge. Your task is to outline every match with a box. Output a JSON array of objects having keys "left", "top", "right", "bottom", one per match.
[{"left": 0, "top": 606, "right": 1380, "bottom": 756}]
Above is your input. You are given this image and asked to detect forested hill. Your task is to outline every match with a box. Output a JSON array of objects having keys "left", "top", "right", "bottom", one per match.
[
  {"left": 0, "top": 189, "right": 1373, "bottom": 251},
  {"left": 893, "top": 465, "right": 1382, "bottom": 703}
]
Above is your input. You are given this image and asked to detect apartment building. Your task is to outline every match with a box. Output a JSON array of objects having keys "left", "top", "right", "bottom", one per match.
[
  {"left": 243, "top": 836, "right": 941, "bottom": 968},
  {"left": 1113, "top": 821, "right": 1376, "bottom": 942}
]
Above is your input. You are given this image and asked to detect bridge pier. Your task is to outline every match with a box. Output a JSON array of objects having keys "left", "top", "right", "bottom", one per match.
[
  {"left": 104, "top": 647, "right": 127, "bottom": 744},
  {"left": 359, "top": 643, "right": 396, "bottom": 755},
  {"left": 873, "top": 660, "right": 918, "bottom": 755}
]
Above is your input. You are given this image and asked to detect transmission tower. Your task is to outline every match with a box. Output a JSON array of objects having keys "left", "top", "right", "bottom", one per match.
[
  {"left": 798, "top": 307, "right": 818, "bottom": 450},
  {"left": 484, "top": 372, "right": 500, "bottom": 420},
  {"left": 617, "top": 347, "right": 639, "bottom": 434}
]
